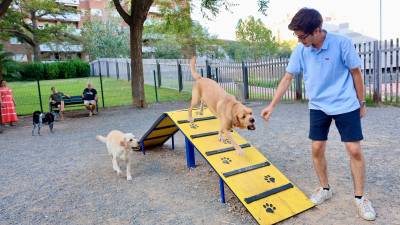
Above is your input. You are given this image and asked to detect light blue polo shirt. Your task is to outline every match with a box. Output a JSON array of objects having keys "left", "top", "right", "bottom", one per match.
[{"left": 286, "top": 32, "right": 361, "bottom": 115}]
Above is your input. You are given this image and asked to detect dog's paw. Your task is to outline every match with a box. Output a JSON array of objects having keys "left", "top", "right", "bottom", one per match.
[
  {"left": 127, "top": 175, "right": 132, "bottom": 181},
  {"left": 223, "top": 139, "right": 231, "bottom": 144}
]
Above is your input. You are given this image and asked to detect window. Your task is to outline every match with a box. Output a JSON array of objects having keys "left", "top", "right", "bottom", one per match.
[
  {"left": 90, "top": 9, "right": 102, "bottom": 16},
  {"left": 9, "top": 37, "right": 21, "bottom": 45},
  {"left": 13, "top": 54, "right": 28, "bottom": 62}
]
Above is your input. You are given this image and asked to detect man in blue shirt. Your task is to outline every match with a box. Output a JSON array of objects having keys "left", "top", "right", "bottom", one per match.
[{"left": 260, "top": 8, "right": 376, "bottom": 221}]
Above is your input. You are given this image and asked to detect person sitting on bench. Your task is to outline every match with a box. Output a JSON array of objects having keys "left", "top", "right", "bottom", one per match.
[
  {"left": 82, "top": 82, "right": 97, "bottom": 117},
  {"left": 49, "top": 87, "right": 69, "bottom": 120}
]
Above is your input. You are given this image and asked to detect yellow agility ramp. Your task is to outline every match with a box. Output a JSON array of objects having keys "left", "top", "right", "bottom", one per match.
[{"left": 140, "top": 108, "right": 314, "bottom": 225}]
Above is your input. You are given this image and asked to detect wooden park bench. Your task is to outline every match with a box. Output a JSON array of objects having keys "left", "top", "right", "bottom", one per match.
[{"left": 49, "top": 95, "right": 98, "bottom": 116}]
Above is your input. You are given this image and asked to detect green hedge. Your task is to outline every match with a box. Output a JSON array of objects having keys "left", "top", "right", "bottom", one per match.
[{"left": 13, "top": 60, "right": 90, "bottom": 80}]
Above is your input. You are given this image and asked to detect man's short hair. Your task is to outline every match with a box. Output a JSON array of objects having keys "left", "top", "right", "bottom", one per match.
[{"left": 288, "top": 8, "right": 323, "bottom": 34}]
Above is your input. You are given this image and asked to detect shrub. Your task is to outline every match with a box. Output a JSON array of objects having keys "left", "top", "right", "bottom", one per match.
[
  {"left": 72, "top": 60, "right": 90, "bottom": 77},
  {"left": 20, "top": 63, "right": 45, "bottom": 80},
  {"left": 45, "top": 63, "right": 60, "bottom": 80},
  {"left": 58, "top": 61, "right": 76, "bottom": 79}
]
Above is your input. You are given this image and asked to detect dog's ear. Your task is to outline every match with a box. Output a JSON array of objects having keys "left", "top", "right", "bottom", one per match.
[
  {"left": 120, "top": 137, "right": 127, "bottom": 148},
  {"left": 232, "top": 111, "right": 241, "bottom": 127}
]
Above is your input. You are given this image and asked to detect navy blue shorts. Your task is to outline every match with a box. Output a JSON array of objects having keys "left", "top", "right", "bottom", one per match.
[{"left": 309, "top": 109, "right": 363, "bottom": 142}]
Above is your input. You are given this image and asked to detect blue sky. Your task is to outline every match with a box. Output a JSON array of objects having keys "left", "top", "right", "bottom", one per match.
[{"left": 192, "top": 0, "right": 399, "bottom": 41}]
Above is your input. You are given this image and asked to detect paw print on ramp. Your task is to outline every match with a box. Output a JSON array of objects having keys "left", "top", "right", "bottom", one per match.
[
  {"left": 264, "top": 175, "right": 275, "bottom": 183},
  {"left": 190, "top": 123, "right": 198, "bottom": 129},
  {"left": 220, "top": 157, "right": 232, "bottom": 164},
  {"left": 263, "top": 203, "right": 276, "bottom": 213}
]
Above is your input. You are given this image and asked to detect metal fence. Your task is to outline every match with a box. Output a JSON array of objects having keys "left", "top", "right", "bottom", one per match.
[{"left": 90, "top": 38, "right": 400, "bottom": 105}]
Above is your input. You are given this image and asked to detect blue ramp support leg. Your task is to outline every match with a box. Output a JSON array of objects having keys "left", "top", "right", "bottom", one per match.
[
  {"left": 219, "top": 177, "right": 226, "bottom": 203},
  {"left": 185, "top": 137, "right": 196, "bottom": 168},
  {"left": 171, "top": 134, "right": 175, "bottom": 150}
]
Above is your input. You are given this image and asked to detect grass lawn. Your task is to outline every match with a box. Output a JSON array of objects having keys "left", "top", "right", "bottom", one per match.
[{"left": 8, "top": 77, "right": 191, "bottom": 115}]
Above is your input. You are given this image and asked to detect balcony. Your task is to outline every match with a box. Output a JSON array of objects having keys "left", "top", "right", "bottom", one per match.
[
  {"left": 40, "top": 13, "right": 81, "bottom": 22},
  {"left": 149, "top": 6, "right": 161, "bottom": 14},
  {"left": 56, "top": 0, "right": 79, "bottom": 6},
  {"left": 40, "top": 43, "right": 83, "bottom": 52}
]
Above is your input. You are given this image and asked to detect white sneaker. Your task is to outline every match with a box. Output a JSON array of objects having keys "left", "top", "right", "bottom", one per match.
[
  {"left": 354, "top": 197, "right": 376, "bottom": 221},
  {"left": 310, "top": 187, "right": 333, "bottom": 205}
]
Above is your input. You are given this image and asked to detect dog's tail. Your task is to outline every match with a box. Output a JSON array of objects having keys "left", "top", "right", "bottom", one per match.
[
  {"left": 96, "top": 135, "right": 107, "bottom": 143},
  {"left": 190, "top": 56, "right": 202, "bottom": 81}
]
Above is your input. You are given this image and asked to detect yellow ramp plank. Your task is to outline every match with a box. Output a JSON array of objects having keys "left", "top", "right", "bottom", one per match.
[{"left": 142, "top": 109, "right": 314, "bottom": 224}]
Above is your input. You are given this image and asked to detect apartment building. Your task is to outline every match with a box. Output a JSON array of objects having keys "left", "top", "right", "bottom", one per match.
[{"left": 2, "top": 0, "right": 161, "bottom": 62}]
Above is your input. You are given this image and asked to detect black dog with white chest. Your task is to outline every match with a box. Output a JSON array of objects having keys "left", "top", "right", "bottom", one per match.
[{"left": 32, "top": 111, "right": 55, "bottom": 136}]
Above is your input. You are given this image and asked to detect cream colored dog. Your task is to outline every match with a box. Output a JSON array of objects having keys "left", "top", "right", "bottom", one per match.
[
  {"left": 96, "top": 130, "right": 139, "bottom": 180},
  {"left": 188, "top": 57, "right": 255, "bottom": 155}
]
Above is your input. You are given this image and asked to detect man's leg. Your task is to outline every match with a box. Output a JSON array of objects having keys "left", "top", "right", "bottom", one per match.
[
  {"left": 92, "top": 102, "right": 97, "bottom": 114},
  {"left": 335, "top": 109, "right": 375, "bottom": 220},
  {"left": 308, "top": 110, "right": 333, "bottom": 205},
  {"left": 312, "top": 141, "right": 329, "bottom": 188},
  {"left": 60, "top": 101, "right": 65, "bottom": 120},
  {"left": 344, "top": 141, "right": 365, "bottom": 196}
]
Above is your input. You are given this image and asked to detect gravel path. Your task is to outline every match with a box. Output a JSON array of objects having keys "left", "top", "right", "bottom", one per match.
[{"left": 0, "top": 102, "right": 399, "bottom": 225}]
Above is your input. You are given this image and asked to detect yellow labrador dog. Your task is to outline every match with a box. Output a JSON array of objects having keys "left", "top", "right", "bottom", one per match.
[
  {"left": 96, "top": 130, "right": 140, "bottom": 180},
  {"left": 188, "top": 57, "right": 255, "bottom": 155}
]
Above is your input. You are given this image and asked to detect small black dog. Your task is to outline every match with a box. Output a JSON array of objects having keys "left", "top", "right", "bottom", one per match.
[{"left": 32, "top": 111, "right": 55, "bottom": 136}]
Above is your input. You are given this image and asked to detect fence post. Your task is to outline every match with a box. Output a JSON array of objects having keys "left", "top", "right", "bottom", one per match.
[
  {"left": 36, "top": 78, "right": 43, "bottom": 112},
  {"left": 373, "top": 40, "right": 381, "bottom": 103},
  {"left": 295, "top": 73, "right": 303, "bottom": 100},
  {"left": 153, "top": 70, "right": 158, "bottom": 102},
  {"left": 98, "top": 60, "right": 102, "bottom": 78},
  {"left": 127, "top": 60, "right": 131, "bottom": 81},
  {"left": 106, "top": 60, "right": 110, "bottom": 77},
  {"left": 177, "top": 61, "right": 183, "bottom": 92},
  {"left": 98, "top": 60, "right": 105, "bottom": 109},
  {"left": 156, "top": 60, "right": 161, "bottom": 87},
  {"left": 206, "top": 60, "right": 212, "bottom": 79},
  {"left": 242, "top": 61, "right": 249, "bottom": 101},
  {"left": 116, "top": 60, "right": 120, "bottom": 80},
  {"left": 215, "top": 67, "right": 219, "bottom": 83},
  {"left": 90, "top": 62, "right": 94, "bottom": 76}
]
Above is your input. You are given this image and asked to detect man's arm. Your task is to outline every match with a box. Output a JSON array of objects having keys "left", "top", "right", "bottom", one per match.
[
  {"left": 260, "top": 72, "right": 294, "bottom": 120},
  {"left": 350, "top": 67, "right": 366, "bottom": 118}
]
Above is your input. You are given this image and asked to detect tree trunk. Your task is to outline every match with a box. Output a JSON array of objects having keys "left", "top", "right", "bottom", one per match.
[
  {"left": 31, "top": 11, "right": 41, "bottom": 62},
  {"left": 0, "top": 0, "right": 12, "bottom": 18},
  {"left": 33, "top": 43, "right": 40, "bottom": 62},
  {"left": 130, "top": 23, "right": 146, "bottom": 108}
]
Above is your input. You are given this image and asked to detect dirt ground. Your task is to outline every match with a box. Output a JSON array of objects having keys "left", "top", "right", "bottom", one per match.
[{"left": 0, "top": 102, "right": 399, "bottom": 225}]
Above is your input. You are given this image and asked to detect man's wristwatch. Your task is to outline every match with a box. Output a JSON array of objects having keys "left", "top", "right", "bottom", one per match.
[{"left": 359, "top": 100, "right": 366, "bottom": 107}]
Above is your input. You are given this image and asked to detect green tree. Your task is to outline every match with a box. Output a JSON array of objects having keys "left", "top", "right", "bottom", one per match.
[
  {"left": 112, "top": 0, "right": 269, "bottom": 108},
  {"left": 81, "top": 18, "right": 130, "bottom": 60},
  {"left": 0, "top": 43, "right": 14, "bottom": 80},
  {"left": 0, "top": 0, "right": 12, "bottom": 18},
  {"left": 0, "top": 0, "right": 79, "bottom": 62},
  {"left": 235, "top": 15, "right": 277, "bottom": 60}
]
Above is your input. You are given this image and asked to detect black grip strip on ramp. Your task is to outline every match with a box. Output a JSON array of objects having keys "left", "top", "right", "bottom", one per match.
[
  {"left": 244, "top": 183, "right": 294, "bottom": 204},
  {"left": 178, "top": 116, "right": 217, "bottom": 124},
  {"left": 190, "top": 131, "right": 219, "bottom": 139},
  {"left": 206, "top": 143, "right": 251, "bottom": 156},
  {"left": 153, "top": 125, "right": 176, "bottom": 130},
  {"left": 223, "top": 161, "right": 271, "bottom": 178},
  {"left": 144, "top": 133, "right": 175, "bottom": 141}
]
